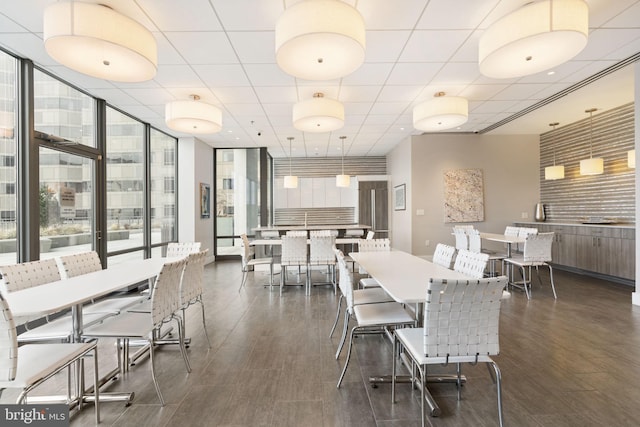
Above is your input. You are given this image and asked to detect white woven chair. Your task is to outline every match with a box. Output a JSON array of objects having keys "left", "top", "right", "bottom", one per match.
[
  {"left": 356, "top": 238, "right": 391, "bottom": 289},
  {"left": 432, "top": 243, "right": 456, "bottom": 269},
  {"left": 453, "top": 227, "right": 468, "bottom": 251},
  {"left": 0, "top": 293, "right": 100, "bottom": 423},
  {"left": 280, "top": 234, "right": 308, "bottom": 295},
  {"left": 453, "top": 249, "right": 489, "bottom": 279},
  {"left": 466, "top": 230, "right": 505, "bottom": 277},
  {"left": 503, "top": 232, "right": 556, "bottom": 299},
  {"left": 166, "top": 241, "right": 201, "bottom": 257},
  {"left": 83, "top": 257, "right": 190, "bottom": 406},
  {"left": 392, "top": 276, "right": 506, "bottom": 427},
  {"left": 180, "top": 250, "right": 211, "bottom": 347},
  {"left": 239, "top": 234, "right": 273, "bottom": 292},
  {"left": 308, "top": 233, "right": 337, "bottom": 295},
  {"left": 335, "top": 259, "right": 415, "bottom": 388},
  {"left": 59, "top": 251, "right": 146, "bottom": 315},
  {"left": 0, "top": 259, "right": 107, "bottom": 343},
  {"left": 329, "top": 249, "right": 394, "bottom": 338}
]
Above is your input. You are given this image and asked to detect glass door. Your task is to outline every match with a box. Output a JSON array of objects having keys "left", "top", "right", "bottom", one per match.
[{"left": 39, "top": 146, "right": 97, "bottom": 260}]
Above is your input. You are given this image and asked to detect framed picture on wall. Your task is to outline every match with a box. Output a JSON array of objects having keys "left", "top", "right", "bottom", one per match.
[
  {"left": 200, "top": 183, "right": 211, "bottom": 218},
  {"left": 394, "top": 184, "right": 406, "bottom": 211}
]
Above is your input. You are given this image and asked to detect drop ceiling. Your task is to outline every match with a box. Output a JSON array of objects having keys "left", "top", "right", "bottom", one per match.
[{"left": 0, "top": 0, "right": 639, "bottom": 158}]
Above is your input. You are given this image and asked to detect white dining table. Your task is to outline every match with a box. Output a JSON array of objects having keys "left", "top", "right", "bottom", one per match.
[
  {"left": 250, "top": 237, "right": 361, "bottom": 246},
  {"left": 480, "top": 232, "right": 525, "bottom": 257},
  {"left": 348, "top": 250, "right": 472, "bottom": 417},
  {"left": 4, "top": 256, "right": 173, "bottom": 406}
]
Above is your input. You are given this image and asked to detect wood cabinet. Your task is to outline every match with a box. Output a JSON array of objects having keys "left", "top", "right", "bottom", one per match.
[{"left": 515, "top": 222, "right": 635, "bottom": 281}]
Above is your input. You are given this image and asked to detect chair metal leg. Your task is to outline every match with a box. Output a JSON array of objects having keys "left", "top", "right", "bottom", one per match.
[
  {"left": 329, "top": 294, "right": 343, "bottom": 338},
  {"left": 197, "top": 298, "right": 212, "bottom": 348},
  {"left": 148, "top": 336, "right": 165, "bottom": 406},
  {"left": 337, "top": 325, "right": 359, "bottom": 388},
  {"left": 174, "top": 316, "right": 191, "bottom": 373},
  {"left": 548, "top": 264, "right": 557, "bottom": 299},
  {"left": 92, "top": 346, "right": 100, "bottom": 424},
  {"left": 489, "top": 361, "right": 504, "bottom": 427},
  {"left": 391, "top": 335, "right": 397, "bottom": 403},
  {"left": 239, "top": 267, "right": 248, "bottom": 292},
  {"left": 335, "top": 310, "right": 350, "bottom": 359}
]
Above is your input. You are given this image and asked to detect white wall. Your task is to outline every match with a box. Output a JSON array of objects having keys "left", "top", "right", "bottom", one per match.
[
  {"left": 178, "top": 137, "right": 214, "bottom": 263},
  {"left": 388, "top": 133, "right": 540, "bottom": 256}
]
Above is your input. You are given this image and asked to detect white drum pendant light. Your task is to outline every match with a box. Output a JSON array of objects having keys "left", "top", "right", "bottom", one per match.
[
  {"left": 479, "top": 0, "right": 589, "bottom": 79},
  {"left": 293, "top": 93, "right": 344, "bottom": 133},
  {"left": 165, "top": 95, "right": 222, "bottom": 134},
  {"left": 336, "top": 136, "right": 350, "bottom": 188},
  {"left": 413, "top": 92, "right": 468, "bottom": 132},
  {"left": 43, "top": 1, "right": 157, "bottom": 82},
  {"left": 275, "top": 0, "right": 366, "bottom": 80},
  {"left": 544, "top": 122, "right": 565, "bottom": 180},
  {"left": 284, "top": 137, "right": 298, "bottom": 188},
  {"left": 579, "top": 108, "right": 603, "bottom": 176}
]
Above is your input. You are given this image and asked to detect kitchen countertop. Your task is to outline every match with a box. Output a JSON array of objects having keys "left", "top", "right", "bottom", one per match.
[{"left": 514, "top": 221, "right": 635, "bottom": 229}]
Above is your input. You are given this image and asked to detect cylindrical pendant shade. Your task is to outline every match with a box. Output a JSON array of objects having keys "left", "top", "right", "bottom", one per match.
[
  {"left": 275, "top": 0, "right": 366, "bottom": 80},
  {"left": 544, "top": 165, "right": 565, "bottom": 180},
  {"left": 628, "top": 150, "right": 636, "bottom": 168},
  {"left": 336, "top": 174, "right": 350, "bottom": 188},
  {"left": 293, "top": 95, "right": 344, "bottom": 133},
  {"left": 165, "top": 100, "right": 222, "bottom": 134},
  {"left": 413, "top": 96, "right": 468, "bottom": 131},
  {"left": 479, "top": 0, "right": 588, "bottom": 79},
  {"left": 284, "top": 175, "right": 298, "bottom": 188},
  {"left": 43, "top": 1, "right": 157, "bottom": 82},
  {"left": 580, "top": 157, "right": 603, "bottom": 175}
]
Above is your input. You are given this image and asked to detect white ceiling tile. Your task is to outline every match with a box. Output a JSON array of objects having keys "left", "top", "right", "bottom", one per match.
[
  {"left": 211, "top": 87, "right": 259, "bottom": 104},
  {"left": 432, "top": 62, "right": 481, "bottom": 85},
  {"left": 491, "top": 84, "right": 549, "bottom": 101},
  {"left": 358, "top": 0, "right": 428, "bottom": 30},
  {"left": 417, "top": 0, "right": 500, "bottom": 29},
  {"left": 574, "top": 28, "right": 640, "bottom": 61},
  {"left": 376, "top": 85, "right": 423, "bottom": 103},
  {"left": 342, "top": 63, "right": 395, "bottom": 86},
  {"left": 364, "top": 31, "right": 412, "bottom": 62},
  {"left": 165, "top": 32, "right": 238, "bottom": 64},
  {"left": 400, "top": 30, "right": 473, "bottom": 62},
  {"left": 386, "top": 62, "right": 442, "bottom": 85},
  {"left": 243, "top": 64, "right": 295, "bottom": 86},
  {"left": 459, "top": 84, "right": 509, "bottom": 101},
  {"left": 155, "top": 65, "right": 204, "bottom": 87},
  {"left": 138, "top": 0, "right": 222, "bottom": 31},
  {"left": 193, "top": 64, "right": 250, "bottom": 86},
  {"left": 212, "top": 0, "right": 283, "bottom": 31},
  {"left": 254, "top": 86, "right": 298, "bottom": 103},
  {"left": 227, "top": 31, "right": 276, "bottom": 64}
]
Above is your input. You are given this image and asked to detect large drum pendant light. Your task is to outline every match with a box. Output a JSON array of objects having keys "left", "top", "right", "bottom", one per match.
[
  {"left": 165, "top": 95, "right": 222, "bottom": 134},
  {"left": 275, "top": 0, "right": 366, "bottom": 81},
  {"left": 479, "top": 0, "right": 588, "bottom": 79},
  {"left": 43, "top": 1, "right": 157, "bottom": 82},
  {"left": 413, "top": 92, "right": 468, "bottom": 132},
  {"left": 293, "top": 93, "right": 344, "bottom": 133}
]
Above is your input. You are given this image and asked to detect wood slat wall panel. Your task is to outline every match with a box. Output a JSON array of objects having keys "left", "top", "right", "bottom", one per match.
[
  {"left": 274, "top": 157, "right": 386, "bottom": 178},
  {"left": 274, "top": 207, "right": 355, "bottom": 226},
  {"left": 540, "top": 103, "right": 635, "bottom": 224}
]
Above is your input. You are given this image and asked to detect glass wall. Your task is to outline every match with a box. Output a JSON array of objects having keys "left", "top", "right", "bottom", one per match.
[
  {"left": 0, "top": 51, "right": 17, "bottom": 264},
  {"left": 150, "top": 128, "right": 176, "bottom": 245},
  {"left": 0, "top": 46, "right": 179, "bottom": 266},
  {"left": 215, "top": 148, "right": 262, "bottom": 256},
  {"left": 105, "top": 107, "right": 145, "bottom": 253},
  {"left": 33, "top": 69, "right": 95, "bottom": 147}
]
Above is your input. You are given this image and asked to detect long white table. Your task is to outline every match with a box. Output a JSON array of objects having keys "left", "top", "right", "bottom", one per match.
[
  {"left": 250, "top": 237, "right": 360, "bottom": 246},
  {"left": 4, "top": 257, "right": 171, "bottom": 407},
  {"left": 348, "top": 250, "right": 471, "bottom": 417}
]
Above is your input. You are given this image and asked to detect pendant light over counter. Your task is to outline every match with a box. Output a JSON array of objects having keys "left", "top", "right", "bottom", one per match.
[
  {"left": 165, "top": 95, "right": 222, "bottom": 134},
  {"left": 479, "top": 0, "right": 589, "bottom": 79},
  {"left": 579, "top": 108, "right": 604, "bottom": 176},
  {"left": 284, "top": 137, "right": 298, "bottom": 189},
  {"left": 43, "top": 1, "right": 157, "bottom": 82},
  {"left": 275, "top": 0, "right": 366, "bottom": 81},
  {"left": 544, "top": 122, "right": 565, "bottom": 180},
  {"left": 336, "top": 136, "right": 350, "bottom": 188}
]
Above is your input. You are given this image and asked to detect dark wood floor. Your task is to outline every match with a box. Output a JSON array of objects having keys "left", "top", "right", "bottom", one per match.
[{"left": 5, "top": 260, "right": 640, "bottom": 426}]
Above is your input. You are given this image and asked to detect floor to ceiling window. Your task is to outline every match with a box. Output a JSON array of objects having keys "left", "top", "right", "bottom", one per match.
[
  {"left": 215, "top": 148, "right": 269, "bottom": 257},
  {"left": 0, "top": 51, "right": 17, "bottom": 265},
  {"left": 149, "top": 128, "right": 177, "bottom": 258}
]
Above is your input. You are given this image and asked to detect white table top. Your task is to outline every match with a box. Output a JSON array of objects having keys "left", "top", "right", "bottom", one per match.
[
  {"left": 253, "top": 224, "right": 371, "bottom": 232},
  {"left": 250, "top": 237, "right": 360, "bottom": 246},
  {"left": 349, "top": 251, "right": 470, "bottom": 304},
  {"left": 479, "top": 232, "right": 525, "bottom": 244},
  {"left": 5, "top": 257, "right": 169, "bottom": 318}
]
